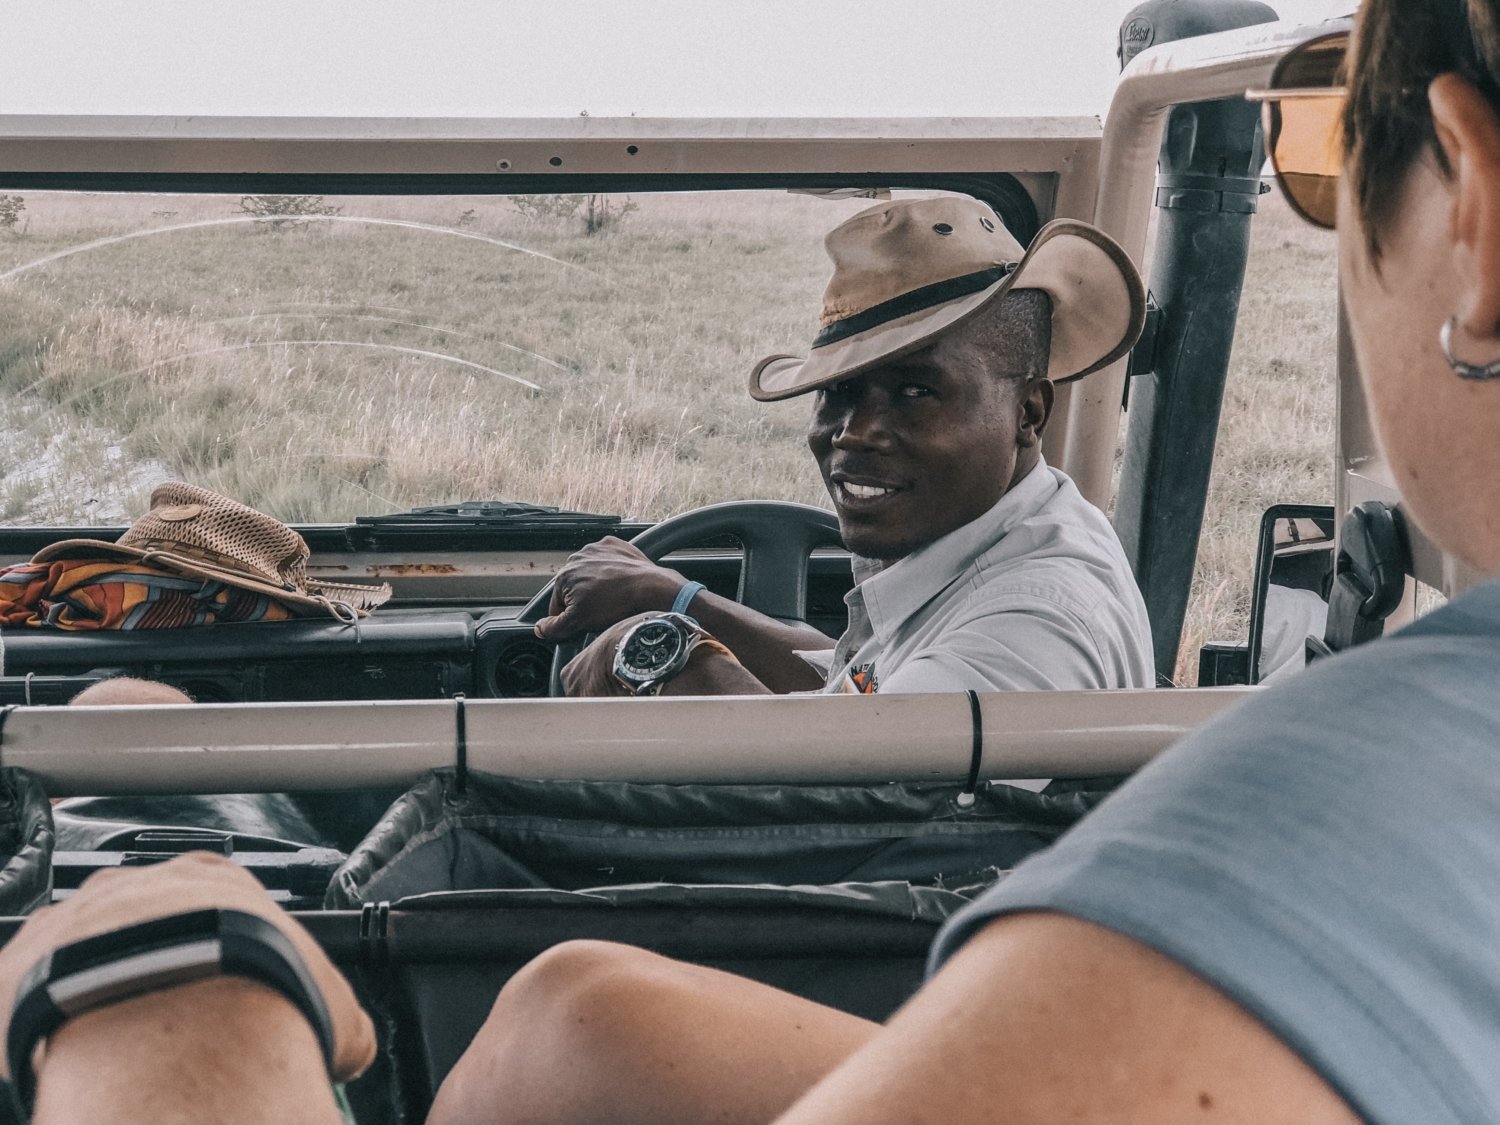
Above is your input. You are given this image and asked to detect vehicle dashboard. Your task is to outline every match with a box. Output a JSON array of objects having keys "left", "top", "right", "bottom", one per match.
[{"left": 0, "top": 529, "right": 856, "bottom": 704}]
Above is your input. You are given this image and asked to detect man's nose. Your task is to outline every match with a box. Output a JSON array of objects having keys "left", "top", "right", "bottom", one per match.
[{"left": 830, "top": 398, "right": 893, "bottom": 450}]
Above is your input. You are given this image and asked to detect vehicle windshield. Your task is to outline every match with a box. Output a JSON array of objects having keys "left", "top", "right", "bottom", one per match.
[{"left": 0, "top": 188, "right": 916, "bottom": 526}]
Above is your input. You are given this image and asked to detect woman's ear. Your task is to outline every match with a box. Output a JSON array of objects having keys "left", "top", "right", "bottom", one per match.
[{"left": 1430, "top": 73, "right": 1500, "bottom": 342}]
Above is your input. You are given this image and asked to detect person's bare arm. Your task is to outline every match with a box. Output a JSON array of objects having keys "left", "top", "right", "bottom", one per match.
[
  {"left": 0, "top": 853, "right": 375, "bottom": 1125},
  {"left": 535, "top": 537, "right": 832, "bottom": 693},
  {"left": 34, "top": 978, "right": 344, "bottom": 1125},
  {"left": 773, "top": 912, "right": 1360, "bottom": 1125}
]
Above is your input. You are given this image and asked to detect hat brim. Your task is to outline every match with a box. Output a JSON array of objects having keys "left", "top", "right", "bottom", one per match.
[
  {"left": 30, "top": 539, "right": 391, "bottom": 617},
  {"left": 749, "top": 219, "right": 1146, "bottom": 402}
]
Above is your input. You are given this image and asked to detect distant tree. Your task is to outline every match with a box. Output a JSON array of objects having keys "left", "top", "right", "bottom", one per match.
[
  {"left": 0, "top": 195, "right": 27, "bottom": 236},
  {"left": 582, "top": 193, "right": 638, "bottom": 236},
  {"left": 236, "top": 195, "right": 341, "bottom": 231},
  {"left": 511, "top": 194, "right": 587, "bottom": 223},
  {"left": 511, "top": 193, "right": 637, "bottom": 235}
]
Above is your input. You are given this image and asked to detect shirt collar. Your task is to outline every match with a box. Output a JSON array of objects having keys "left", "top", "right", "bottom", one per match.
[{"left": 849, "top": 458, "right": 1058, "bottom": 645}]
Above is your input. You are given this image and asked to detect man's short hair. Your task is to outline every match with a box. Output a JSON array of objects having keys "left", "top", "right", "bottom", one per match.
[{"left": 952, "top": 289, "right": 1054, "bottom": 383}]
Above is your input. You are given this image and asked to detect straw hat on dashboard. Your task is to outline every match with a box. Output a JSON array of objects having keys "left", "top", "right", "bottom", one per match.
[
  {"left": 32, "top": 482, "right": 392, "bottom": 620},
  {"left": 750, "top": 196, "right": 1146, "bottom": 401}
]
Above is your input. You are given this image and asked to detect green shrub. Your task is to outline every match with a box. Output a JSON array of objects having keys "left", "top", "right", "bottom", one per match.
[
  {"left": 0, "top": 195, "right": 26, "bottom": 236},
  {"left": 511, "top": 194, "right": 587, "bottom": 223},
  {"left": 583, "top": 194, "right": 638, "bottom": 236},
  {"left": 511, "top": 193, "right": 637, "bottom": 235},
  {"left": 235, "top": 195, "right": 341, "bottom": 230}
]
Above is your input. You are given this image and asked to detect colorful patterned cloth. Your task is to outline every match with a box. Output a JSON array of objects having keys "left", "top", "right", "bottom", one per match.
[{"left": 0, "top": 559, "right": 297, "bottom": 631}]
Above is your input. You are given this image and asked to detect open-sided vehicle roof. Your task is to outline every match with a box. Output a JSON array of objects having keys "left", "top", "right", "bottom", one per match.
[{"left": 0, "top": 13, "right": 1360, "bottom": 790}]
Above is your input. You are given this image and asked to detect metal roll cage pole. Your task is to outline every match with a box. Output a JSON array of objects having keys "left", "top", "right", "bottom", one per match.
[
  {"left": 0, "top": 689, "right": 1254, "bottom": 796},
  {"left": 1062, "top": 17, "right": 1344, "bottom": 507}
]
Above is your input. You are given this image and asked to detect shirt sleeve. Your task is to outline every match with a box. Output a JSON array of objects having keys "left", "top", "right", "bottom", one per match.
[
  {"left": 877, "top": 595, "right": 1109, "bottom": 693},
  {"left": 925, "top": 625, "right": 1500, "bottom": 1125}
]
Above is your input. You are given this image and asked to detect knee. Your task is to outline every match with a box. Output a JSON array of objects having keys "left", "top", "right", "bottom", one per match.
[
  {"left": 490, "top": 939, "right": 673, "bottom": 1035},
  {"left": 434, "top": 941, "right": 681, "bottom": 1121}
]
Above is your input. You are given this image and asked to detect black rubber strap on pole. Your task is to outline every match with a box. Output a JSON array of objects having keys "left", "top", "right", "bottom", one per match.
[
  {"left": 961, "top": 690, "right": 984, "bottom": 799},
  {"left": 453, "top": 693, "right": 468, "bottom": 796}
]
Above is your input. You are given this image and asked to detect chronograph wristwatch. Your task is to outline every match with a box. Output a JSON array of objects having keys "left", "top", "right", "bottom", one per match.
[{"left": 611, "top": 612, "right": 723, "bottom": 696}]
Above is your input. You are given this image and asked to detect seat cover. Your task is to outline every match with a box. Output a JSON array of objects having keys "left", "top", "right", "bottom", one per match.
[
  {"left": 0, "top": 770, "right": 54, "bottom": 916},
  {"left": 328, "top": 769, "right": 1114, "bottom": 909}
]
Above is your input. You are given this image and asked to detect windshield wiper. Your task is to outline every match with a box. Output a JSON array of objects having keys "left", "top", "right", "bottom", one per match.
[
  {"left": 361, "top": 500, "right": 619, "bottom": 527},
  {"left": 348, "top": 501, "right": 625, "bottom": 548}
]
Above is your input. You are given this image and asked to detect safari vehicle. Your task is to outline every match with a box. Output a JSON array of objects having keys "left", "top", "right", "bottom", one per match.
[{"left": 0, "top": 2, "right": 1442, "bottom": 1120}]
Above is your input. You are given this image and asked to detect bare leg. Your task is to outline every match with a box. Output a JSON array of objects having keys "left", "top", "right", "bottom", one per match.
[{"left": 426, "top": 939, "right": 878, "bottom": 1125}]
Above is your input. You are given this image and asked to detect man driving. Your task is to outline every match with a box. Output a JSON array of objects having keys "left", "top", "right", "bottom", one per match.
[{"left": 538, "top": 196, "right": 1154, "bottom": 697}]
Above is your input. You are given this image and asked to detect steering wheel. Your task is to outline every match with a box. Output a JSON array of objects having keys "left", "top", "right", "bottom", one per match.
[{"left": 516, "top": 500, "right": 844, "bottom": 695}]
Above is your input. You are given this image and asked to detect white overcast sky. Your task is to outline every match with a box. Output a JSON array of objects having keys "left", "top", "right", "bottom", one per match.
[{"left": 5, "top": 1, "right": 1353, "bottom": 119}]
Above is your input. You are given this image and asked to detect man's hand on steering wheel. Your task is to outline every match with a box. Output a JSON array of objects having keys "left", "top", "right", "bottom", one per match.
[
  {"left": 517, "top": 502, "right": 840, "bottom": 694},
  {"left": 534, "top": 537, "right": 685, "bottom": 642}
]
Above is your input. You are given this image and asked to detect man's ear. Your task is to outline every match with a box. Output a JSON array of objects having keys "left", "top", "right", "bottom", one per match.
[
  {"left": 1430, "top": 73, "right": 1500, "bottom": 343},
  {"left": 1017, "top": 377, "right": 1053, "bottom": 447}
]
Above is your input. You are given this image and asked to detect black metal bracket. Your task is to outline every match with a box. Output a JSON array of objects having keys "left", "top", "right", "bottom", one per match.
[
  {"left": 1155, "top": 172, "right": 1270, "bottom": 214},
  {"left": 358, "top": 900, "right": 392, "bottom": 971},
  {"left": 1311, "top": 501, "right": 1412, "bottom": 661},
  {"left": 1125, "top": 291, "right": 1164, "bottom": 384},
  {"left": 453, "top": 693, "right": 468, "bottom": 797}
]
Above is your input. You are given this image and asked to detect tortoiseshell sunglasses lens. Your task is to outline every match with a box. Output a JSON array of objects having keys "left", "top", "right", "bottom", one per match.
[{"left": 1249, "top": 32, "right": 1348, "bottom": 229}]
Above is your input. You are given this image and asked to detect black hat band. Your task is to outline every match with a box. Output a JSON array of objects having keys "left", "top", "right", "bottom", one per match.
[{"left": 811, "top": 263, "right": 1017, "bottom": 349}]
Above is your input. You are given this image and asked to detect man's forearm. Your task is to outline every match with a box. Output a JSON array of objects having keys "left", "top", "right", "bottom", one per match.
[{"left": 682, "top": 589, "right": 834, "bottom": 693}]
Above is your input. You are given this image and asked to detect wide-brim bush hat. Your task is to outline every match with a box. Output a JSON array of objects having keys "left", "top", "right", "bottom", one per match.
[
  {"left": 31, "top": 482, "right": 392, "bottom": 620},
  {"left": 750, "top": 195, "right": 1146, "bottom": 401}
]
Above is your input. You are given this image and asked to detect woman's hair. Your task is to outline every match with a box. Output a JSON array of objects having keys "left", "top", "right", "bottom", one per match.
[{"left": 1346, "top": 0, "right": 1500, "bottom": 255}]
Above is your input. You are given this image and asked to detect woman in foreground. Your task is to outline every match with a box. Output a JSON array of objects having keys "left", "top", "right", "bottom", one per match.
[{"left": 4, "top": 2, "right": 1499, "bottom": 1121}]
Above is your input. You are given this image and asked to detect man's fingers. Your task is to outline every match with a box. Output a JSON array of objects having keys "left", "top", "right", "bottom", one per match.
[
  {"left": 534, "top": 607, "right": 576, "bottom": 641},
  {"left": 547, "top": 572, "right": 572, "bottom": 619}
]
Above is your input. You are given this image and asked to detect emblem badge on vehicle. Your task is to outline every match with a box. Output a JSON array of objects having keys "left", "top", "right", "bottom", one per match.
[{"left": 1123, "top": 17, "right": 1154, "bottom": 49}]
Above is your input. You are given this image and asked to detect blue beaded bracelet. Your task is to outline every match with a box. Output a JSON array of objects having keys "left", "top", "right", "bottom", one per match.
[{"left": 671, "top": 580, "right": 706, "bottom": 616}]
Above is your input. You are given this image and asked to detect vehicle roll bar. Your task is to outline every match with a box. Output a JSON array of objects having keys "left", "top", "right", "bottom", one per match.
[
  {"left": 1066, "top": 15, "right": 1346, "bottom": 507},
  {"left": 0, "top": 689, "right": 1255, "bottom": 795}
]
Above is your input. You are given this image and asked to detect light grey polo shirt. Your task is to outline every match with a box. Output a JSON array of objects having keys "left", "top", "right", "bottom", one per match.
[{"left": 811, "top": 459, "right": 1153, "bottom": 694}]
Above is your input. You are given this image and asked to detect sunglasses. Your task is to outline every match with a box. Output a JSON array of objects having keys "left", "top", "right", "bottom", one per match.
[{"left": 1245, "top": 31, "right": 1349, "bottom": 230}]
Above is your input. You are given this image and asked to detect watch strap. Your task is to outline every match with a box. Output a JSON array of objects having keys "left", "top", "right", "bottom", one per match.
[
  {"left": 6, "top": 908, "right": 335, "bottom": 1114},
  {"left": 636, "top": 633, "right": 739, "bottom": 695},
  {"left": 670, "top": 581, "right": 706, "bottom": 617}
]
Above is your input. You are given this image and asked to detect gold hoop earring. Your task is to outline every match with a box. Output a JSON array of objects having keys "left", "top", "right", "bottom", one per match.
[{"left": 1440, "top": 317, "right": 1500, "bottom": 381}]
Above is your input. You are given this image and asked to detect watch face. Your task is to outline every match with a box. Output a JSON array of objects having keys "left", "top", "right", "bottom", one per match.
[
  {"left": 613, "top": 613, "right": 701, "bottom": 692},
  {"left": 621, "top": 618, "right": 689, "bottom": 676}
]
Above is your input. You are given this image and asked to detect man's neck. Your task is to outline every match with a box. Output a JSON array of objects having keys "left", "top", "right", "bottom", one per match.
[{"left": 1007, "top": 449, "right": 1042, "bottom": 492}]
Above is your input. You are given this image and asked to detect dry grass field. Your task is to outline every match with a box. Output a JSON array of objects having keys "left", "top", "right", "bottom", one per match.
[
  {"left": 1176, "top": 190, "right": 1339, "bottom": 679},
  {"left": 0, "top": 187, "right": 1336, "bottom": 682},
  {"left": 0, "top": 190, "right": 862, "bottom": 524}
]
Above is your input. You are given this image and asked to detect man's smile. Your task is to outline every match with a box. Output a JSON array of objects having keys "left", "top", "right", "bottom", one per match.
[{"left": 829, "top": 472, "right": 908, "bottom": 510}]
